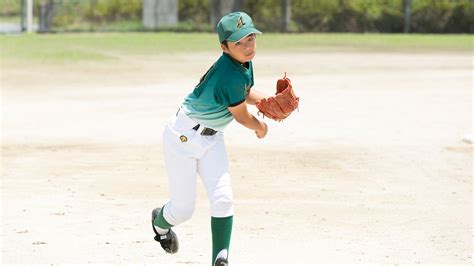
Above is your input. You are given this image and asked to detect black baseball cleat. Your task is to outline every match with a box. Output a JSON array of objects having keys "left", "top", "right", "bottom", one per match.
[
  {"left": 151, "top": 207, "right": 179, "bottom": 254},
  {"left": 214, "top": 257, "right": 228, "bottom": 266}
]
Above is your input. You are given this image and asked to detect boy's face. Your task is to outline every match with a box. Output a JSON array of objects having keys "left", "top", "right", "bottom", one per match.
[{"left": 221, "top": 34, "right": 257, "bottom": 64}]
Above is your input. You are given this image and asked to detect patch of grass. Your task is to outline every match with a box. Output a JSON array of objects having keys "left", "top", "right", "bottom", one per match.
[
  {"left": 0, "top": 33, "right": 218, "bottom": 63},
  {"left": 259, "top": 33, "right": 474, "bottom": 52},
  {"left": 1, "top": 32, "right": 472, "bottom": 63}
]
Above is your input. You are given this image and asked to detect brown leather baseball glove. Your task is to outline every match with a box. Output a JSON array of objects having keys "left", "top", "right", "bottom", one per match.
[{"left": 256, "top": 73, "right": 299, "bottom": 121}]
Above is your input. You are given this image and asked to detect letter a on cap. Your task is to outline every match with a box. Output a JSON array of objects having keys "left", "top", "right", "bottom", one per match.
[{"left": 237, "top": 16, "right": 245, "bottom": 28}]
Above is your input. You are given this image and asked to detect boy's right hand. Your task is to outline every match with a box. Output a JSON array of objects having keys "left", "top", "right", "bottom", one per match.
[{"left": 255, "top": 121, "right": 268, "bottom": 139}]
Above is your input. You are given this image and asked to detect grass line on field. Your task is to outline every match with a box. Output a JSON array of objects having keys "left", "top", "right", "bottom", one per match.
[{"left": 1, "top": 32, "right": 472, "bottom": 63}]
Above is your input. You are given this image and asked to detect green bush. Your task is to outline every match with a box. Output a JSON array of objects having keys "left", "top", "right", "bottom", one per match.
[
  {"left": 291, "top": 0, "right": 401, "bottom": 33},
  {"left": 351, "top": 0, "right": 382, "bottom": 32},
  {"left": 374, "top": 9, "right": 404, "bottom": 32},
  {"left": 411, "top": 0, "right": 453, "bottom": 33},
  {"left": 292, "top": 0, "right": 338, "bottom": 32},
  {"left": 245, "top": 0, "right": 281, "bottom": 32},
  {"left": 444, "top": 0, "right": 474, "bottom": 33},
  {"left": 374, "top": 0, "right": 404, "bottom": 33},
  {"left": 85, "top": 0, "right": 141, "bottom": 23},
  {"left": 329, "top": 9, "right": 360, "bottom": 32},
  {"left": 7, "top": 0, "right": 471, "bottom": 33},
  {"left": 179, "top": 0, "right": 210, "bottom": 25}
]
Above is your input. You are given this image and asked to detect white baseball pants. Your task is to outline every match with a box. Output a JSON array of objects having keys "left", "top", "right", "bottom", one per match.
[{"left": 161, "top": 109, "right": 234, "bottom": 226}]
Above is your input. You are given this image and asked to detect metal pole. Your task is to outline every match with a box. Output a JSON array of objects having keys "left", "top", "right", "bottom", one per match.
[
  {"left": 27, "top": 0, "right": 33, "bottom": 33},
  {"left": 20, "top": 0, "right": 26, "bottom": 31},
  {"left": 280, "top": 0, "right": 291, "bottom": 32},
  {"left": 403, "top": 0, "right": 411, "bottom": 33}
]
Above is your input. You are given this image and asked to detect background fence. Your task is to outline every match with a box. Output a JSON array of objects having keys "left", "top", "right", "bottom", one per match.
[{"left": 0, "top": 0, "right": 472, "bottom": 33}]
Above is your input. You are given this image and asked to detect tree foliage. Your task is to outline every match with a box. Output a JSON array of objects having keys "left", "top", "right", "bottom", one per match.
[{"left": 1, "top": 0, "right": 471, "bottom": 33}]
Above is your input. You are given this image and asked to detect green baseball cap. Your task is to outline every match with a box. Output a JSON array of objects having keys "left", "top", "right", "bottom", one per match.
[{"left": 217, "top": 12, "right": 262, "bottom": 43}]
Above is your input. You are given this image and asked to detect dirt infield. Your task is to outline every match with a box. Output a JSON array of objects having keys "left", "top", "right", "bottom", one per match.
[{"left": 1, "top": 50, "right": 472, "bottom": 264}]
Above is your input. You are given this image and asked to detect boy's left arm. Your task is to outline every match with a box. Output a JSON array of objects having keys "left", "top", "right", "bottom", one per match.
[{"left": 246, "top": 89, "right": 269, "bottom": 105}]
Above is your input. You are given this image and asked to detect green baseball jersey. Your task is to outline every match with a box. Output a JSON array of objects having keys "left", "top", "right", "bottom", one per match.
[{"left": 181, "top": 52, "right": 254, "bottom": 131}]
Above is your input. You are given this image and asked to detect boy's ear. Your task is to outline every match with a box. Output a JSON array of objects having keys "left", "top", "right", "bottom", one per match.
[{"left": 221, "top": 43, "right": 229, "bottom": 53}]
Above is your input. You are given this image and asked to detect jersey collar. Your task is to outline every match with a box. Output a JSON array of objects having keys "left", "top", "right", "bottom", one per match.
[{"left": 222, "top": 52, "right": 251, "bottom": 72}]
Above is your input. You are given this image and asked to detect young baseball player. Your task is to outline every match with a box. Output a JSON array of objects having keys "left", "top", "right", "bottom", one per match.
[{"left": 151, "top": 12, "right": 268, "bottom": 266}]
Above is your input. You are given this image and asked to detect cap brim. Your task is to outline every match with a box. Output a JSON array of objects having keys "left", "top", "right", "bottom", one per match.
[{"left": 227, "top": 27, "right": 262, "bottom": 42}]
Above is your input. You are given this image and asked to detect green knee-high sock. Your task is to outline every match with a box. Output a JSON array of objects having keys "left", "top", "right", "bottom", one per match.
[
  {"left": 211, "top": 216, "right": 233, "bottom": 263},
  {"left": 153, "top": 207, "right": 173, "bottom": 229}
]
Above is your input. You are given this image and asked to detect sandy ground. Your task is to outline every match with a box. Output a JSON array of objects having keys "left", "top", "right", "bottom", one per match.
[{"left": 1, "top": 50, "right": 473, "bottom": 264}]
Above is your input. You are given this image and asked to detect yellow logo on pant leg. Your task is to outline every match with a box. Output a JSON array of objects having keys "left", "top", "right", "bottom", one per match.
[{"left": 179, "top": 135, "right": 188, "bottom": 142}]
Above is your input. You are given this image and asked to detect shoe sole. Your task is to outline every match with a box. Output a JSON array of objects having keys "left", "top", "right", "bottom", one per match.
[{"left": 214, "top": 257, "right": 228, "bottom": 266}]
